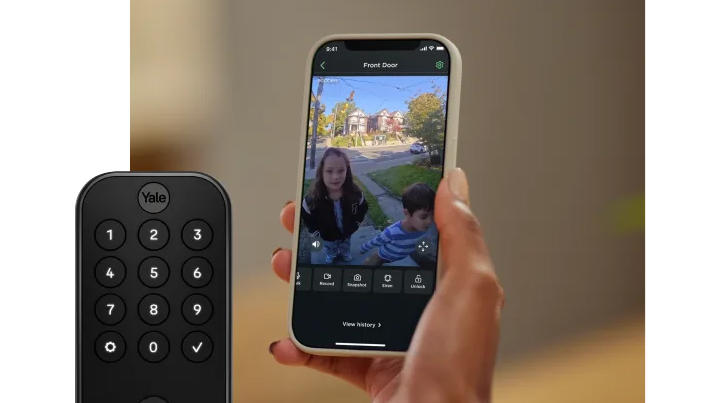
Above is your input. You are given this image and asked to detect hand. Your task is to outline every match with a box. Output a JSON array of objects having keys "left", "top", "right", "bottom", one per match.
[{"left": 270, "top": 168, "right": 504, "bottom": 403}]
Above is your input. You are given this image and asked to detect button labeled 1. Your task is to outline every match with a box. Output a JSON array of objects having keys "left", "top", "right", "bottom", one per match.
[{"left": 95, "top": 220, "right": 125, "bottom": 251}]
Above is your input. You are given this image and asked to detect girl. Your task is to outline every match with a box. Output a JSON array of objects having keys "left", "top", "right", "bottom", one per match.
[{"left": 302, "top": 147, "right": 368, "bottom": 263}]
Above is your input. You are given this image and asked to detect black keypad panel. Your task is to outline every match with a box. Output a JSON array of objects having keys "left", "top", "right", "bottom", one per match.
[{"left": 77, "top": 173, "right": 230, "bottom": 403}]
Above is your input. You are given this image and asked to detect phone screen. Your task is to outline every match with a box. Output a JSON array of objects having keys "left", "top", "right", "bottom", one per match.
[{"left": 293, "top": 39, "right": 450, "bottom": 352}]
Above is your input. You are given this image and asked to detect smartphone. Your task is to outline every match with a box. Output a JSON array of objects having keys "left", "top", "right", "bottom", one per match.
[{"left": 289, "top": 34, "right": 461, "bottom": 356}]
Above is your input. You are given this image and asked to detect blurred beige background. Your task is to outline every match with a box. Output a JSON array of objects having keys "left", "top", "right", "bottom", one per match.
[{"left": 131, "top": 1, "right": 644, "bottom": 401}]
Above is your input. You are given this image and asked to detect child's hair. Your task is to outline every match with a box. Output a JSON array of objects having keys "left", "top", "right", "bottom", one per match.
[
  {"left": 307, "top": 147, "right": 361, "bottom": 208},
  {"left": 402, "top": 183, "right": 436, "bottom": 214}
]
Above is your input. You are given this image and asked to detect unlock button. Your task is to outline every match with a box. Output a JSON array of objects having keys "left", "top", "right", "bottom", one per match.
[{"left": 404, "top": 270, "right": 434, "bottom": 295}]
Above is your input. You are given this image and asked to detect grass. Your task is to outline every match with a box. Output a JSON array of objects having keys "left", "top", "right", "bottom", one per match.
[
  {"left": 354, "top": 178, "right": 392, "bottom": 230},
  {"left": 368, "top": 164, "right": 441, "bottom": 198},
  {"left": 303, "top": 178, "right": 391, "bottom": 230}
]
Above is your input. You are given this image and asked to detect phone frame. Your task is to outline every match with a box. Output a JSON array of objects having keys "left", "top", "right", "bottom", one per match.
[{"left": 289, "top": 33, "right": 462, "bottom": 357}]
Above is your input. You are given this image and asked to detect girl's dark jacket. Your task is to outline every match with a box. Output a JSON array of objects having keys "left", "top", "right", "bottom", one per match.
[{"left": 301, "top": 192, "right": 368, "bottom": 241}]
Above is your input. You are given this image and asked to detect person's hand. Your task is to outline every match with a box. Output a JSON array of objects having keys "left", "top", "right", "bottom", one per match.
[{"left": 270, "top": 168, "right": 504, "bottom": 402}]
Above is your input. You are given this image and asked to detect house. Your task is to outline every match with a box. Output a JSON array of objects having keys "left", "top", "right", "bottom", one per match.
[
  {"left": 344, "top": 109, "right": 368, "bottom": 134},
  {"left": 367, "top": 109, "right": 404, "bottom": 133}
]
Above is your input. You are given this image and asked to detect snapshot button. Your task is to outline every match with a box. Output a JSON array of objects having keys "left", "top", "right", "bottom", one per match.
[
  {"left": 342, "top": 269, "right": 371, "bottom": 293},
  {"left": 294, "top": 267, "right": 311, "bottom": 291},
  {"left": 138, "top": 182, "right": 170, "bottom": 214},
  {"left": 312, "top": 267, "right": 341, "bottom": 292},
  {"left": 374, "top": 269, "right": 402, "bottom": 294},
  {"left": 404, "top": 270, "right": 434, "bottom": 295}
]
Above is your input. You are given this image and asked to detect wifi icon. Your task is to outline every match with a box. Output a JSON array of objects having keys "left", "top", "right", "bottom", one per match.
[{"left": 428, "top": 46, "right": 435, "bottom": 51}]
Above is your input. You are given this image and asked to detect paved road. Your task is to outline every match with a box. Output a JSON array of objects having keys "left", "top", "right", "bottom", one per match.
[{"left": 305, "top": 144, "right": 422, "bottom": 179}]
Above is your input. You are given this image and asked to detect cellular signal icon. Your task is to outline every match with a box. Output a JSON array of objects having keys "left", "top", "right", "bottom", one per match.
[{"left": 419, "top": 46, "right": 428, "bottom": 51}]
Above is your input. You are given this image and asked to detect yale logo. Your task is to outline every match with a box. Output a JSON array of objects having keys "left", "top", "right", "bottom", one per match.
[{"left": 138, "top": 182, "right": 170, "bottom": 213}]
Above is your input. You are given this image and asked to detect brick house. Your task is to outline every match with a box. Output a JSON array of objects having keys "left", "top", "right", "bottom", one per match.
[{"left": 367, "top": 109, "right": 404, "bottom": 133}]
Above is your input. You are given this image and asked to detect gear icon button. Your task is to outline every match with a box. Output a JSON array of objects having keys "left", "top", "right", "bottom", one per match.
[
  {"left": 95, "top": 331, "right": 125, "bottom": 362},
  {"left": 104, "top": 341, "right": 117, "bottom": 353}
]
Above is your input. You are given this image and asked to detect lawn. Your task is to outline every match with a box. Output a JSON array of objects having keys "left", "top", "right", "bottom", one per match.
[
  {"left": 355, "top": 178, "right": 392, "bottom": 230},
  {"left": 368, "top": 164, "right": 442, "bottom": 198}
]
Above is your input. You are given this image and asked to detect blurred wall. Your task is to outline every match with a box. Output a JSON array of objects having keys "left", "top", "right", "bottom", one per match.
[{"left": 132, "top": 1, "right": 644, "bottom": 401}]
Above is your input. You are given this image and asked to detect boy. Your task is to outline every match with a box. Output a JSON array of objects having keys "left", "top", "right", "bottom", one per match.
[{"left": 360, "top": 182, "right": 435, "bottom": 266}]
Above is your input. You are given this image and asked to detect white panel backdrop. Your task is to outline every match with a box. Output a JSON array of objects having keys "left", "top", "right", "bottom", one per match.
[{"left": 0, "top": 1, "right": 128, "bottom": 401}]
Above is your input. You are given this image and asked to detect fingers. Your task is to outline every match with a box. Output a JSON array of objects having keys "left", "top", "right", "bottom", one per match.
[
  {"left": 281, "top": 202, "right": 295, "bottom": 233},
  {"left": 434, "top": 168, "right": 493, "bottom": 278},
  {"left": 398, "top": 168, "right": 503, "bottom": 401},
  {"left": 271, "top": 248, "right": 292, "bottom": 283},
  {"left": 269, "top": 338, "right": 374, "bottom": 391}
]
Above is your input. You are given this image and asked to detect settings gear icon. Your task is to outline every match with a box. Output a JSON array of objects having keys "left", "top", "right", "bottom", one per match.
[{"left": 104, "top": 341, "right": 117, "bottom": 353}]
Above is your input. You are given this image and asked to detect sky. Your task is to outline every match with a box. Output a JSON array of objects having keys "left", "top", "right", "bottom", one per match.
[{"left": 311, "top": 75, "right": 448, "bottom": 115}]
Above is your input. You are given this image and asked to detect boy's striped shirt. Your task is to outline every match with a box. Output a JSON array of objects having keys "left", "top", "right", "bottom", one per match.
[{"left": 360, "top": 221, "right": 425, "bottom": 262}]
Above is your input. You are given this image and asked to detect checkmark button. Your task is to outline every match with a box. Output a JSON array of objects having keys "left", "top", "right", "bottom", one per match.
[{"left": 182, "top": 331, "right": 213, "bottom": 362}]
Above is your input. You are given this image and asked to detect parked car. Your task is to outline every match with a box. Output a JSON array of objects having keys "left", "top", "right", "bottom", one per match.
[{"left": 410, "top": 142, "right": 427, "bottom": 154}]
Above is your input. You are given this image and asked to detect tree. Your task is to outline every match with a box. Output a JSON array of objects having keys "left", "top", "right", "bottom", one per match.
[
  {"left": 331, "top": 90, "right": 356, "bottom": 137},
  {"left": 404, "top": 92, "right": 446, "bottom": 161},
  {"left": 308, "top": 98, "right": 329, "bottom": 137}
]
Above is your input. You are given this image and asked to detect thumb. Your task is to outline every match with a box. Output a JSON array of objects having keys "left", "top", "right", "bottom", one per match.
[{"left": 434, "top": 168, "right": 493, "bottom": 280}]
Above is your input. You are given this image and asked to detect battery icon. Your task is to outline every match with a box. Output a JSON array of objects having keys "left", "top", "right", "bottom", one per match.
[{"left": 436, "top": 46, "right": 445, "bottom": 51}]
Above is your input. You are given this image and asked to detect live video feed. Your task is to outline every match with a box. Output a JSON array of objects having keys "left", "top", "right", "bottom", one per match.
[{"left": 298, "top": 75, "right": 448, "bottom": 269}]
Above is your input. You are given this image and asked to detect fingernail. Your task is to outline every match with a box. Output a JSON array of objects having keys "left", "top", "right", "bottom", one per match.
[
  {"left": 271, "top": 247, "right": 282, "bottom": 257},
  {"left": 269, "top": 341, "right": 278, "bottom": 355},
  {"left": 284, "top": 200, "right": 293, "bottom": 206},
  {"left": 447, "top": 168, "right": 469, "bottom": 203}
]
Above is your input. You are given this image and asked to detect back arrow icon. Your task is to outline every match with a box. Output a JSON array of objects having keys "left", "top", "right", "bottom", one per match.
[{"left": 320, "top": 61, "right": 326, "bottom": 70}]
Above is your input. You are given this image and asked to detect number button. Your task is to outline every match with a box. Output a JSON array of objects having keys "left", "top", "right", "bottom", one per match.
[
  {"left": 95, "top": 294, "right": 126, "bottom": 325},
  {"left": 138, "top": 220, "right": 169, "bottom": 250},
  {"left": 95, "top": 331, "right": 126, "bottom": 363},
  {"left": 138, "top": 331, "right": 169, "bottom": 363},
  {"left": 182, "top": 331, "right": 213, "bottom": 363},
  {"left": 138, "top": 294, "right": 170, "bottom": 325},
  {"left": 94, "top": 257, "right": 126, "bottom": 288},
  {"left": 95, "top": 220, "right": 125, "bottom": 250},
  {"left": 138, "top": 256, "right": 169, "bottom": 288},
  {"left": 182, "top": 220, "right": 213, "bottom": 250},
  {"left": 182, "top": 257, "right": 213, "bottom": 288},
  {"left": 182, "top": 294, "right": 213, "bottom": 325}
]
